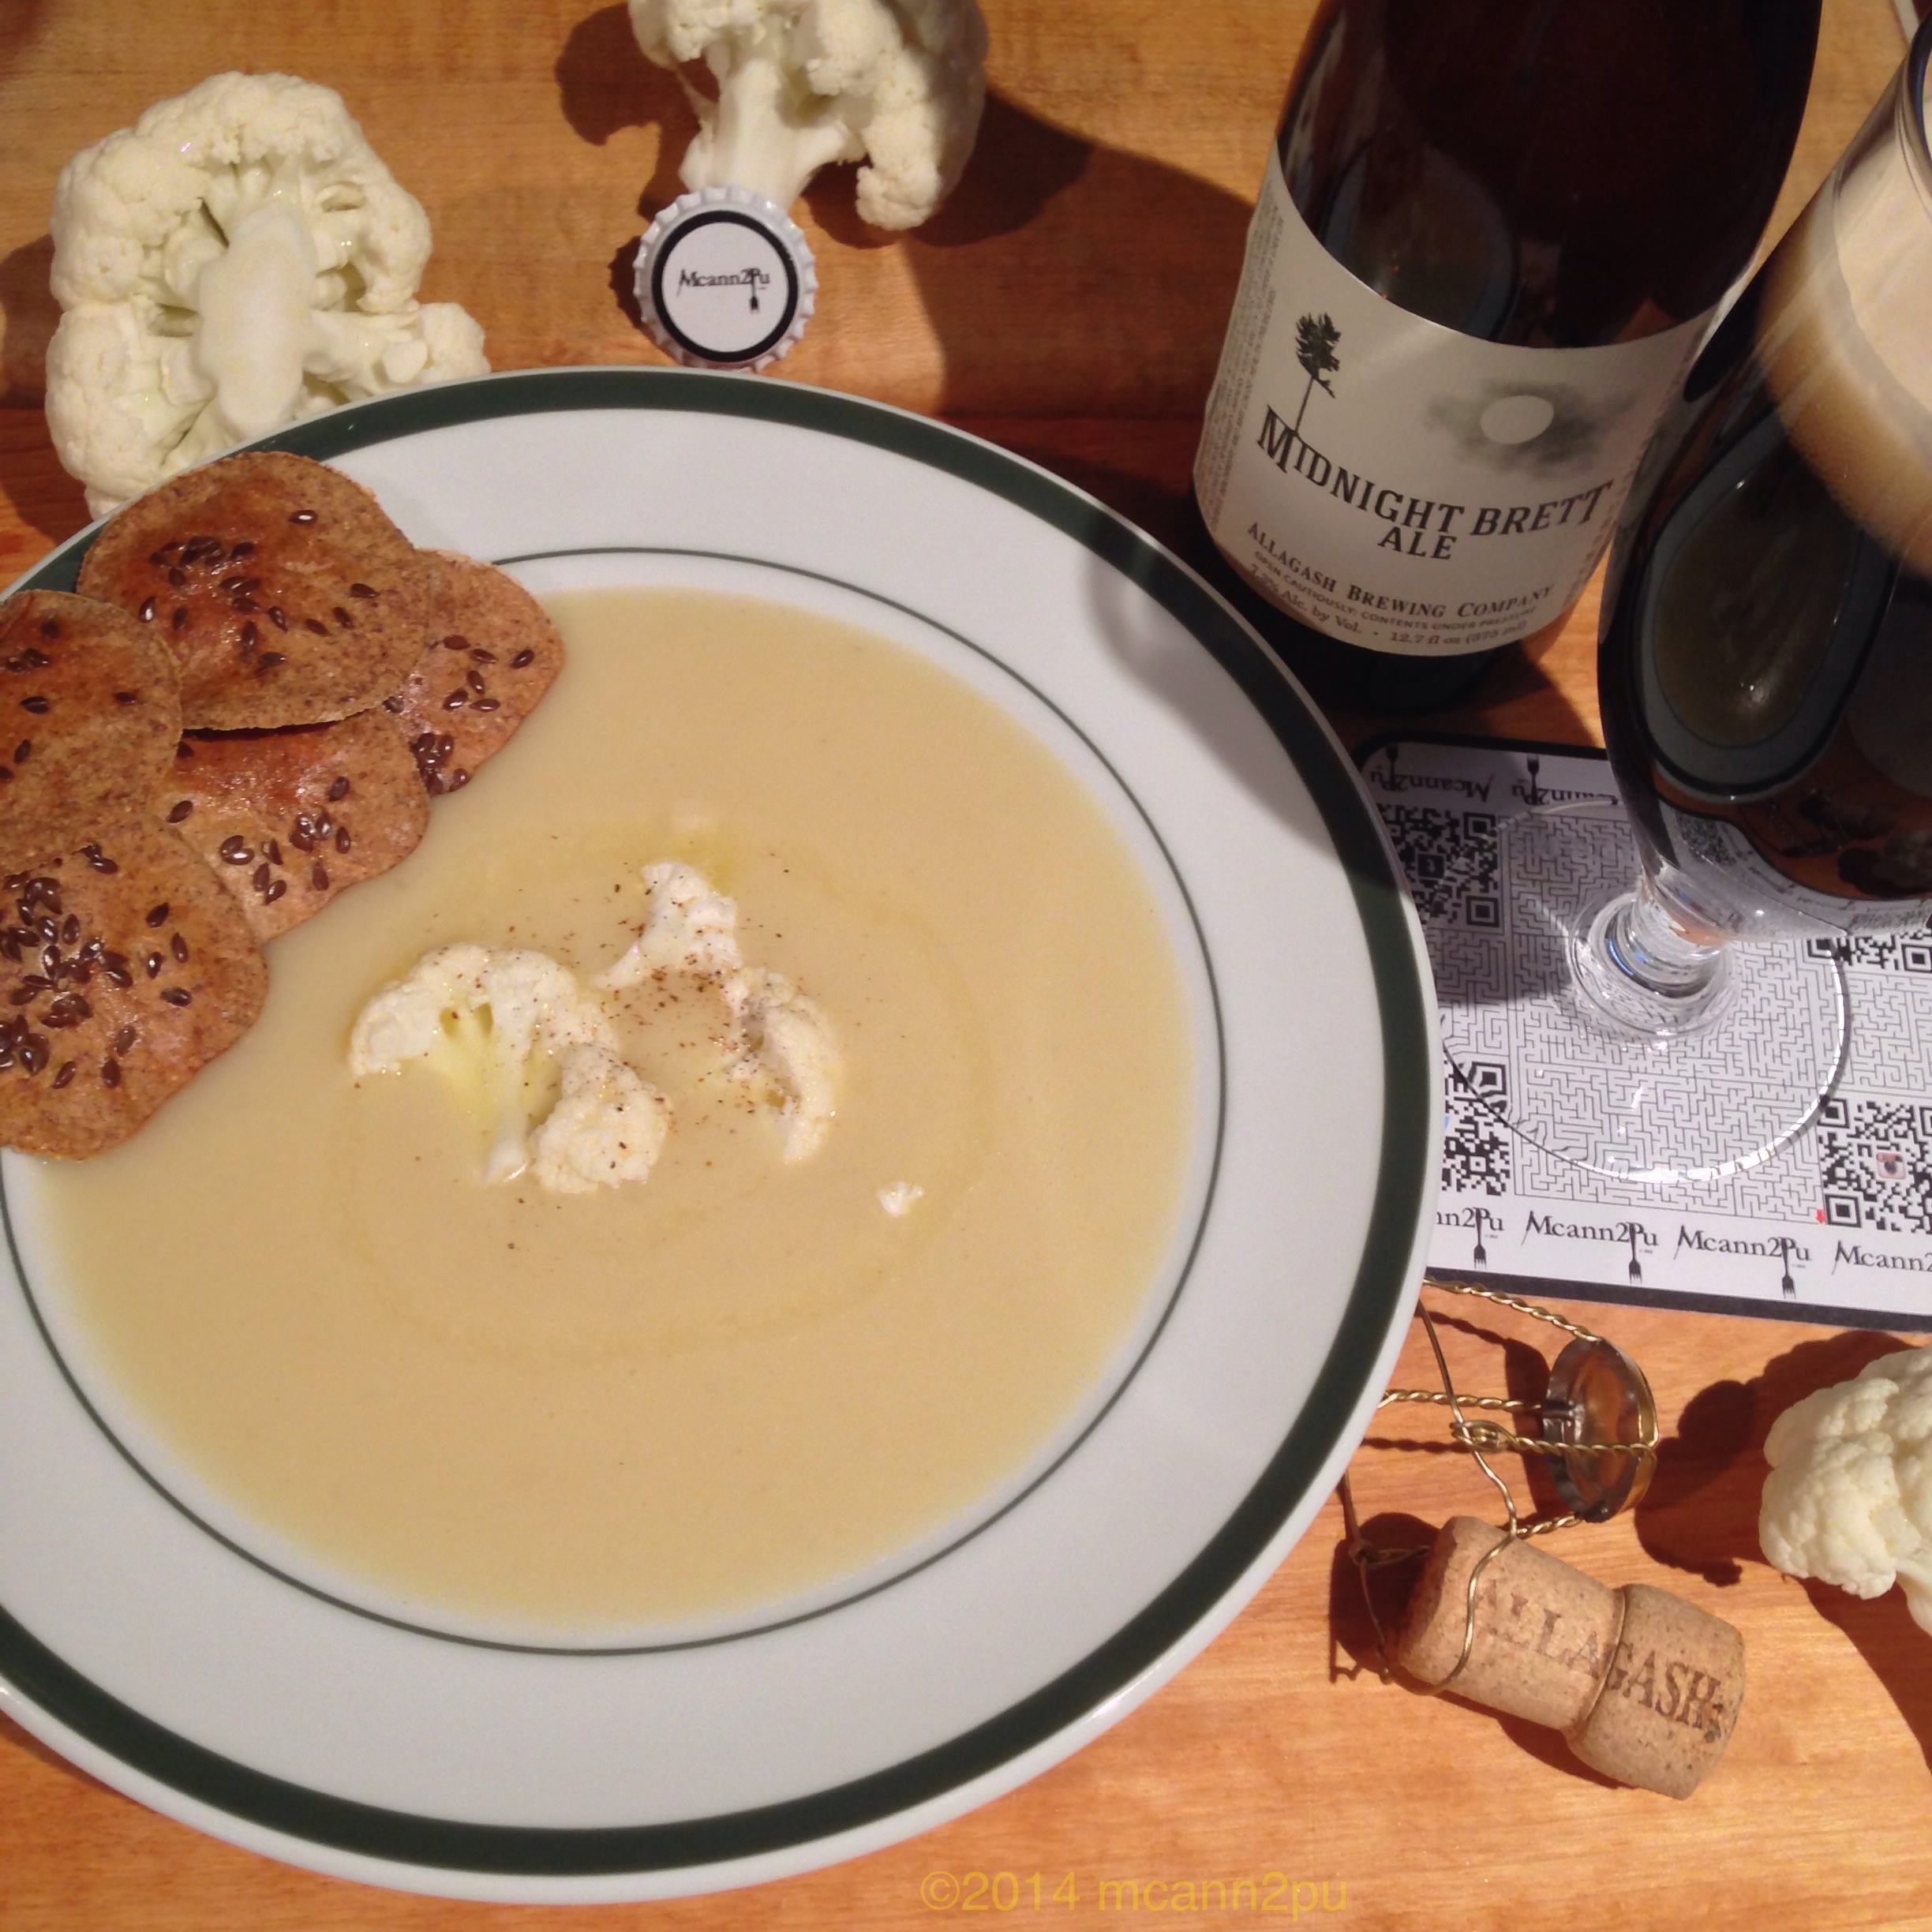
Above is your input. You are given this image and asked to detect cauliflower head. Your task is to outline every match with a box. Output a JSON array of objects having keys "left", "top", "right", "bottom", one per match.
[
  {"left": 1760, "top": 1346, "right": 1932, "bottom": 1632},
  {"left": 629, "top": 0, "right": 987, "bottom": 230},
  {"left": 47, "top": 73, "right": 488, "bottom": 517}
]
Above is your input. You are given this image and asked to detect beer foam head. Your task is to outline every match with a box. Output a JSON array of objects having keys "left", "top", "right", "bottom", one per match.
[{"left": 1763, "top": 60, "right": 1932, "bottom": 574}]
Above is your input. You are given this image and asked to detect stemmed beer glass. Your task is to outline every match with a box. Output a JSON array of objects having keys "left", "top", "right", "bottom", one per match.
[{"left": 1513, "top": 16, "right": 1932, "bottom": 1184}]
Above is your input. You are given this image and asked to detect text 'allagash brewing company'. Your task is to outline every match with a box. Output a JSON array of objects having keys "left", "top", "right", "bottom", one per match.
[{"left": 1193, "top": 0, "right": 1821, "bottom": 705}]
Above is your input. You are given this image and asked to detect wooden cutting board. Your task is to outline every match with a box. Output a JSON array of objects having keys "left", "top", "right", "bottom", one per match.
[{"left": 0, "top": 2, "right": 1926, "bottom": 1927}]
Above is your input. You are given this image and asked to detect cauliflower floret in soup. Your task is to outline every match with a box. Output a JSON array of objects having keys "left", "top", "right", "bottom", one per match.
[{"left": 350, "top": 943, "right": 672, "bottom": 1194}]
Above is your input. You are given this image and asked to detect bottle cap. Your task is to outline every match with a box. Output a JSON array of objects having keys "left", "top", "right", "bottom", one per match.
[{"left": 632, "top": 189, "right": 817, "bottom": 372}]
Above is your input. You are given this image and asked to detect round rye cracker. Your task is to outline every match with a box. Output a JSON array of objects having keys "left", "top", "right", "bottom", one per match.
[
  {"left": 77, "top": 452, "right": 434, "bottom": 731},
  {"left": 159, "top": 712, "right": 430, "bottom": 943},
  {"left": 384, "top": 552, "right": 565, "bottom": 794},
  {"left": 0, "top": 590, "right": 182, "bottom": 874},
  {"left": 0, "top": 822, "right": 268, "bottom": 1159}
]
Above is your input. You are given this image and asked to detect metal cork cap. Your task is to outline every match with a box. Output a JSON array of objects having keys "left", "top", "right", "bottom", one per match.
[{"left": 633, "top": 189, "right": 817, "bottom": 372}]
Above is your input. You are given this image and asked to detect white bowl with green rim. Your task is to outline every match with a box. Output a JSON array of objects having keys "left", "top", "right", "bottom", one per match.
[{"left": 0, "top": 369, "right": 1437, "bottom": 1901}]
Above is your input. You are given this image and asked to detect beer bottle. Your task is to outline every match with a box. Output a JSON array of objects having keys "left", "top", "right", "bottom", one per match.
[{"left": 1193, "top": 0, "right": 1822, "bottom": 712}]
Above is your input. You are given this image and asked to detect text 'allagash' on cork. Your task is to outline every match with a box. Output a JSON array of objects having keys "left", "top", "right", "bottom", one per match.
[{"left": 1392, "top": 1516, "right": 1745, "bottom": 1799}]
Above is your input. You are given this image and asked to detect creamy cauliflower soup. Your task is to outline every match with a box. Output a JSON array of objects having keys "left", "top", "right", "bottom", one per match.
[{"left": 28, "top": 587, "right": 1195, "bottom": 1635}]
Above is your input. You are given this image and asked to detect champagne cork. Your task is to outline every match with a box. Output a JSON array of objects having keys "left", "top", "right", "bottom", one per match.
[{"left": 1391, "top": 1518, "right": 1744, "bottom": 1799}]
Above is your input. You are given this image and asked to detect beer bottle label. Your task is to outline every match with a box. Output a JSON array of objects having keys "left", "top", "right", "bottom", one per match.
[{"left": 1196, "top": 152, "right": 1708, "bottom": 657}]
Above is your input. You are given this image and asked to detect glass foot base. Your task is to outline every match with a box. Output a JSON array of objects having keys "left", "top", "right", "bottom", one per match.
[
  {"left": 1570, "top": 887, "right": 1737, "bottom": 1038},
  {"left": 1445, "top": 812, "right": 1851, "bottom": 1187}
]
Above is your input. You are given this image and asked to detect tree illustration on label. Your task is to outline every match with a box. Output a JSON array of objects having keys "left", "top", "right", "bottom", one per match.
[{"left": 1293, "top": 313, "right": 1342, "bottom": 436}]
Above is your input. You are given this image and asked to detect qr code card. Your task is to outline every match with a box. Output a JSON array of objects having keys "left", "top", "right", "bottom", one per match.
[{"left": 1362, "top": 736, "right": 1932, "bottom": 1330}]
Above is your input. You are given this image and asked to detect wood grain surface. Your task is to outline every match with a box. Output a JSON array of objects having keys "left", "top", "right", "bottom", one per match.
[{"left": 0, "top": 2, "right": 1926, "bottom": 1927}]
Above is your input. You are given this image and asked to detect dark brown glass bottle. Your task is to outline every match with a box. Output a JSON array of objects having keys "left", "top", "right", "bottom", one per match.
[{"left": 1193, "top": 0, "right": 1821, "bottom": 714}]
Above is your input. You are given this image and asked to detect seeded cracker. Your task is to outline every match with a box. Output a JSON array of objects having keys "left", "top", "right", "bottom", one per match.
[
  {"left": 0, "top": 590, "right": 182, "bottom": 874},
  {"left": 0, "top": 822, "right": 268, "bottom": 1158},
  {"left": 385, "top": 551, "right": 565, "bottom": 794},
  {"left": 77, "top": 451, "right": 434, "bottom": 731},
  {"left": 160, "top": 711, "right": 430, "bottom": 943}
]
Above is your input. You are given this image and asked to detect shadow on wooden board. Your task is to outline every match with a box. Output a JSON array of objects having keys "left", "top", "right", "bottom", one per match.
[
  {"left": 1637, "top": 1327, "right": 1932, "bottom": 1772},
  {"left": 1327, "top": 1513, "right": 1430, "bottom": 1688},
  {"left": 1325, "top": 1516, "right": 1627, "bottom": 1792},
  {"left": 556, "top": 3, "right": 1251, "bottom": 418},
  {"left": 0, "top": 235, "right": 55, "bottom": 409},
  {"left": 557, "top": 5, "right": 1095, "bottom": 245},
  {"left": 0, "top": 406, "right": 88, "bottom": 552},
  {"left": 0, "top": 0, "right": 54, "bottom": 78},
  {"left": 556, "top": 3, "right": 693, "bottom": 197},
  {"left": 1638, "top": 1330, "right": 1904, "bottom": 1587}
]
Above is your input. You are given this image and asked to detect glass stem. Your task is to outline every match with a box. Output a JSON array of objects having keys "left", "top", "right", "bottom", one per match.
[{"left": 1599, "top": 874, "right": 1724, "bottom": 1002}]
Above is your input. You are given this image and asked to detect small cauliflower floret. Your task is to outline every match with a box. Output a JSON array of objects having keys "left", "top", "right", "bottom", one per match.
[
  {"left": 349, "top": 943, "right": 612, "bottom": 1076},
  {"left": 598, "top": 859, "right": 841, "bottom": 1161},
  {"left": 350, "top": 942, "right": 669, "bottom": 1194},
  {"left": 47, "top": 72, "right": 489, "bottom": 517},
  {"left": 724, "top": 964, "right": 839, "bottom": 1161},
  {"left": 531, "top": 1041, "right": 672, "bottom": 1194},
  {"left": 628, "top": 0, "right": 987, "bottom": 230},
  {"left": 597, "top": 859, "right": 743, "bottom": 987},
  {"left": 1760, "top": 1346, "right": 1932, "bottom": 1634}
]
